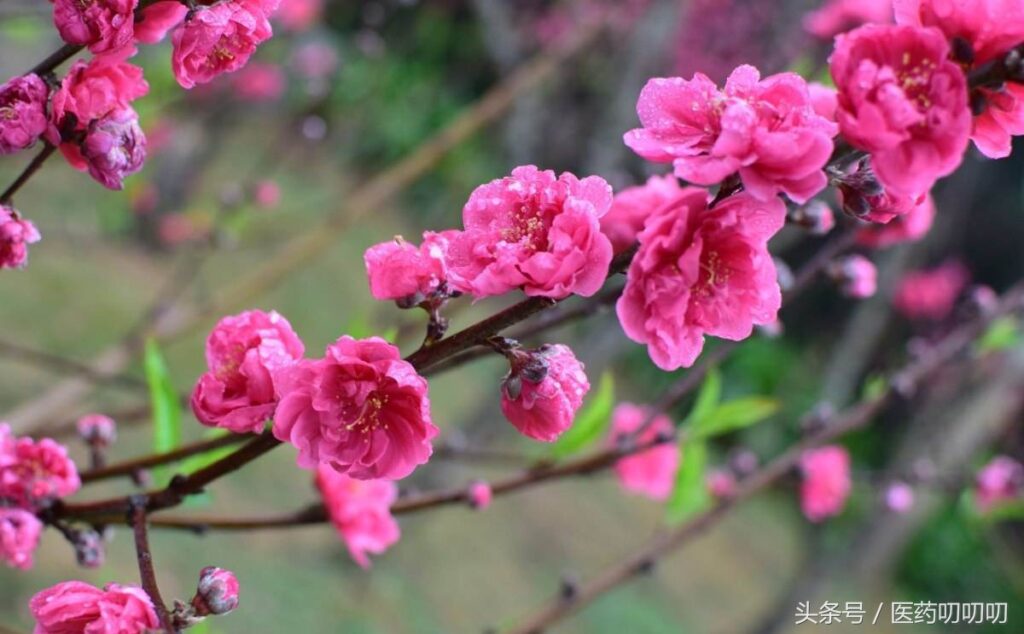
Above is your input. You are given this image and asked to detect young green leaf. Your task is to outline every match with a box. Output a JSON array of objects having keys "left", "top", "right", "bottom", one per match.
[
  {"left": 549, "top": 372, "right": 615, "bottom": 460},
  {"left": 976, "top": 317, "right": 1020, "bottom": 354},
  {"left": 665, "top": 439, "right": 709, "bottom": 524},
  {"left": 682, "top": 368, "right": 722, "bottom": 428},
  {"left": 144, "top": 338, "right": 182, "bottom": 485},
  {"left": 691, "top": 397, "right": 779, "bottom": 440}
]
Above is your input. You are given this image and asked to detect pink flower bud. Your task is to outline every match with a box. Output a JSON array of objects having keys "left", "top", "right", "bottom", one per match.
[
  {"left": 30, "top": 581, "right": 159, "bottom": 633},
  {"left": 975, "top": 455, "right": 1023, "bottom": 513},
  {"left": 707, "top": 469, "right": 738, "bottom": 499},
  {"left": 316, "top": 467, "right": 399, "bottom": 568},
  {"left": 195, "top": 567, "right": 240, "bottom": 615},
  {"left": 884, "top": 481, "right": 915, "bottom": 514},
  {"left": 500, "top": 344, "right": 589, "bottom": 442},
  {"left": 790, "top": 200, "right": 835, "bottom": 236},
  {"left": 800, "top": 445, "right": 851, "bottom": 522},
  {"left": 52, "top": 0, "right": 138, "bottom": 54},
  {"left": 608, "top": 403, "right": 680, "bottom": 500},
  {"left": 0, "top": 423, "right": 80, "bottom": 509},
  {"left": 0, "top": 206, "right": 41, "bottom": 270},
  {"left": 77, "top": 414, "right": 117, "bottom": 446},
  {"left": 0, "top": 74, "right": 50, "bottom": 155},
  {"left": 856, "top": 193, "right": 935, "bottom": 248},
  {"left": 252, "top": 179, "right": 281, "bottom": 209},
  {"left": 171, "top": 1, "right": 276, "bottom": 89},
  {"left": 832, "top": 255, "right": 877, "bottom": 299},
  {"left": 0, "top": 508, "right": 42, "bottom": 570},
  {"left": 73, "top": 529, "right": 106, "bottom": 569},
  {"left": 364, "top": 231, "right": 454, "bottom": 303},
  {"left": 77, "top": 107, "right": 147, "bottom": 190},
  {"left": 468, "top": 481, "right": 493, "bottom": 509}
]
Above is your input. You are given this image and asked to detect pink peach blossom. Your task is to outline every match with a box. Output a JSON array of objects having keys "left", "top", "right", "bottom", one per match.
[
  {"left": 830, "top": 24, "right": 972, "bottom": 198},
  {"left": 804, "top": 0, "right": 893, "bottom": 38},
  {"left": 468, "top": 481, "right": 493, "bottom": 509},
  {"left": 616, "top": 189, "right": 785, "bottom": 370},
  {"left": 0, "top": 508, "right": 42, "bottom": 570},
  {"left": 364, "top": 231, "right": 454, "bottom": 303},
  {"left": 975, "top": 455, "right": 1023, "bottom": 512},
  {"left": 0, "top": 206, "right": 41, "bottom": 270},
  {"left": 171, "top": 1, "right": 276, "bottom": 89},
  {"left": 895, "top": 1, "right": 1024, "bottom": 157},
  {"left": 191, "top": 310, "right": 305, "bottom": 434},
  {"left": 315, "top": 467, "right": 399, "bottom": 568},
  {"left": 856, "top": 193, "right": 935, "bottom": 247},
  {"left": 0, "top": 424, "right": 80, "bottom": 509},
  {"left": 49, "top": 53, "right": 148, "bottom": 134},
  {"left": 273, "top": 336, "right": 438, "bottom": 480},
  {"left": 500, "top": 344, "right": 589, "bottom": 442},
  {"left": 808, "top": 82, "right": 839, "bottom": 121},
  {"left": 791, "top": 200, "right": 836, "bottom": 235},
  {"left": 0, "top": 74, "right": 50, "bottom": 155},
  {"left": 608, "top": 403, "right": 680, "bottom": 500},
  {"left": 233, "top": 62, "right": 286, "bottom": 102},
  {"left": 195, "top": 567, "right": 239, "bottom": 615},
  {"left": 800, "top": 445, "right": 852, "bottom": 522},
  {"left": 884, "top": 481, "right": 915, "bottom": 513},
  {"left": 833, "top": 255, "right": 878, "bottom": 298},
  {"left": 624, "top": 66, "right": 838, "bottom": 204},
  {"left": 70, "top": 107, "right": 146, "bottom": 190},
  {"left": 52, "top": 0, "right": 137, "bottom": 54},
  {"left": 893, "top": 260, "right": 970, "bottom": 320},
  {"left": 277, "top": 0, "right": 323, "bottom": 32},
  {"left": 76, "top": 414, "right": 116, "bottom": 446},
  {"left": 445, "top": 166, "right": 614, "bottom": 299},
  {"left": 30, "top": 581, "right": 159, "bottom": 634},
  {"left": 134, "top": 0, "right": 188, "bottom": 43},
  {"left": 600, "top": 174, "right": 685, "bottom": 253}
]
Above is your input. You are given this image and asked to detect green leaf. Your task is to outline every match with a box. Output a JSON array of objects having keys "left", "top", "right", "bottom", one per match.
[
  {"left": 665, "top": 439, "right": 709, "bottom": 524},
  {"left": 144, "top": 338, "right": 182, "bottom": 484},
  {"left": 549, "top": 372, "right": 615, "bottom": 459},
  {"left": 682, "top": 368, "right": 722, "bottom": 428},
  {"left": 861, "top": 373, "right": 888, "bottom": 401},
  {"left": 976, "top": 317, "right": 1020, "bottom": 354},
  {"left": 691, "top": 397, "right": 779, "bottom": 440}
]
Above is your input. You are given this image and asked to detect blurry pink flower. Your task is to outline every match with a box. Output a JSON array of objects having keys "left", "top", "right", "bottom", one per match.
[
  {"left": 975, "top": 455, "right": 1023, "bottom": 512},
  {"left": 30, "top": 581, "right": 159, "bottom": 634},
  {"left": 68, "top": 107, "right": 147, "bottom": 190},
  {"left": 600, "top": 174, "right": 685, "bottom": 254},
  {"left": 252, "top": 179, "right": 281, "bottom": 209},
  {"left": 617, "top": 189, "right": 785, "bottom": 370},
  {"left": 707, "top": 469, "right": 738, "bottom": 499},
  {"left": 157, "top": 214, "right": 207, "bottom": 246},
  {"left": 893, "top": 261, "right": 970, "bottom": 320},
  {"left": 191, "top": 310, "right": 305, "bottom": 434},
  {"left": 608, "top": 403, "right": 680, "bottom": 500},
  {"left": 315, "top": 467, "right": 399, "bottom": 568},
  {"left": 446, "top": 166, "right": 614, "bottom": 299},
  {"left": 233, "top": 62, "right": 286, "bottom": 102},
  {"left": 134, "top": 0, "right": 188, "bottom": 43},
  {"left": 468, "top": 480, "right": 492, "bottom": 509},
  {"left": 624, "top": 66, "right": 838, "bottom": 204},
  {"left": 0, "top": 508, "right": 42, "bottom": 570},
  {"left": 76, "top": 414, "right": 117, "bottom": 446},
  {"left": 0, "top": 74, "right": 50, "bottom": 155},
  {"left": 195, "top": 567, "right": 240, "bottom": 615},
  {"left": 856, "top": 193, "right": 935, "bottom": 247},
  {"left": 52, "top": 0, "right": 137, "bottom": 54},
  {"left": 364, "top": 231, "right": 454, "bottom": 303},
  {"left": 833, "top": 255, "right": 878, "bottom": 298},
  {"left": 804, "top": 0, "right": 893, "bottom": 38},
  {"left": 0, "top": 424, "right": 80, "bottom": 508},
  {"left": 884, "top": 481, "right": 915, "bottom": 513},
  {"left": 830, "top": 24, "right": 971, "bottom": 198},
  {"left": 277, "top": 0, "right": 322, "bottom": 31},
  {"left": 800, "top": 445, "right": 852, "bottom": 522},
  {"left": 501, "top": 344, "right": 589, "bottom": 442},
  {"left": 0, "top": 206, "right": 41, "bottom": 270},
  {"left": 49, "top": 53, "right": 148, "bottom": 134},
  {"left": 895, "top": 0, "right": 1024, "bottom": 158},
  {"left": 791, "top": 200, "right": 836, "bottom": 235},
  {"left": 291, "top": 40, "right": 340, "bottom": 80},
  {"left": 274, "top": 336, "right": 438, "bottom": 480},
  {"left": 171, "top": 1, "right": 275, "bottom": 89}
]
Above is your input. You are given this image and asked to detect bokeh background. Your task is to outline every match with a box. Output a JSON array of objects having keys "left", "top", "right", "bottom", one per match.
[{"left": 1, "top": 1, "right": 1022, "bottom": 632}]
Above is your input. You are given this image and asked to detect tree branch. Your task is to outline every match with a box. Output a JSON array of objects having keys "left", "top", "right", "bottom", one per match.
[
  {"left": 80, "top": 433, "right": 251, "bottom": 484},
  {"left": 128, "top": 499, "right": 175, "bottom": 633}
]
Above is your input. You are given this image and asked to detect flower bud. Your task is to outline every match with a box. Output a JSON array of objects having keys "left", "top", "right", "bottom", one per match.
[
  {"left": 76, "top": 414, "right": 117, "bottom": 447},
  {"left": 193, "top": 567, "right": 240, "bottom": 616},
  {"left": 467, "top": 481, "right": 492, "bottom": 510},
  {"left": 829, "top": 255, "right": 877, "bottom": 299},
  {"left": 73, "top": 529, "right": 105, "bottom": 569}
]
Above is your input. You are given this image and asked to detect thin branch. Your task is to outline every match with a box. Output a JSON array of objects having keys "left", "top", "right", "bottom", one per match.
[
  {"left": 0, "top": 338, "right": 146, "bottom": 390},
  {"left": 128, "top": 499, "right": 175, "bottom": 633},
  {"left": 80, "top": 433, "right": 251, "bottom": 484},
  {"left": 0, "top": 143, "right": 57, "bottom": 205}
]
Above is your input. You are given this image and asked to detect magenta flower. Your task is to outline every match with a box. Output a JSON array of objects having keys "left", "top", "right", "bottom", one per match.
[
  {"left": 468, "top": 481, "right": 493, "bottom": 509},
  {"left": 52, "top": 0, "right": 137, "bottom": 54},
  {"left": 0, "top": 508, "right": 42, "bottom": 570},
  {"left": 600, "top": 174, "right": 685, "bottom": 254},
  {"left": 364, "top": 231, "right": 454, "bottom": 303},
  {"left": 50, "top": 52, "right": 149, "bottom": 133},
  {"left": 800, "top": 445, "right": 852, "bottom": 522},
  {"left": 895, "top": 0, "right": 1024, "bottom": 158},
  {"left": 500, "top": 344, "right": 589, "bottom": 442},
  {"left": 446, "top": 166, "right": 614, "bottom": 299},
  {"left": 0, "top": 74, "right": 50, "bottom": 155},
  {"left": 30, "top": 581, "right": 159, "bottom": 634},
  {"left": 856, "top": 193, "right": 935, "bottom": 248},
  {"left": 803, "top": 0, "right": 893, "bottom": 39},
  {"left": 170, "top": 1, "right": 276, "bottom": 89},
  {"left": 191, "top": 310, "right": 305, "bottom": 434},
  {"left": 975, "top": 455, "right": 1023, "bottom": 512},
  {"left": 0, "top": 206, "right": 41, "bottom": 270},
  {"left": 134, "top": 1, "right": 188, "bottom": 44},
  {"left": 608, "top": 403, "right": 680, "bottom": 500},
  {"left": 616, "top": 189, "right": 786, "bottom": 371},
  {"left": 624, "top": 66, "right": 838, "bottom": 204},
  {"left": 893, "top": 260, "right": 970, "bottom": 320},
  {"left": 832, "top": 255, "right": 878, "bottom": 299},
  {"left": 830, "top": 24, "right": 972, "bottom": 198},
  {"left": 76, "top": 414, "right": 117, "bottom": 446},
  {"left": 63, "top": 107, "right": 146, "bottom": 191},
  {"left": 273, "top": 336, "right": 438, "bottom": 480},
  {"left": 0, "top": 424, "right": 80, "bottom": 509},
  {"left": 195, "top": 567, "right": 240, "bottom": 615},
  {"left": 315, "top": 467, "right": 399, "bottom": 568}
]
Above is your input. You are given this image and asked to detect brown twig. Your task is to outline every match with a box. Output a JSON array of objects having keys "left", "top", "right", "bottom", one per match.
[
  {"left": 0, "top": 143, "right": 57, "bottom": 205},
  {"left": 0, "top": 338, "right": 147, "bottom": 390},
  {"left": 128, "top": 499, "right": 175, "bottom": 633},
  {"left": 80, "top": 433, "right": 251, "bottom": 484}
]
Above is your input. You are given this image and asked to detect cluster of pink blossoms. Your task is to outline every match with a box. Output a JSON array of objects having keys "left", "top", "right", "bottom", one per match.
[
  {"left": 0, "top": 423, "right": 80, "bottom": 570},
  {"left": 315, "top": 467, "right": 400, "bottom": 568},
  {"left": 30, "top": 581, "right": 159, "bottom": 633},
  {"left": 800, "top": 445, "right": 852, "bottom": 522}
]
